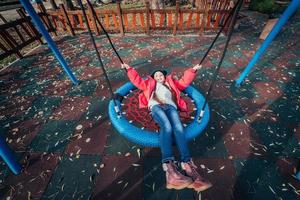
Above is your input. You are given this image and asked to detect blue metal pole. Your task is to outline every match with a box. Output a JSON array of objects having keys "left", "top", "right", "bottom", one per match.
[
  {"left": 0, "top": 135, "right": 21, "bottom": 175},
  {"left": 19, "top": 0, "right": 79, "bottom": 85},
  {"left": 235, "top": 0, "right": 300, "bottom": 86},
  {"left": 297, "top": 171, "right": 300, "bottom": 180}
]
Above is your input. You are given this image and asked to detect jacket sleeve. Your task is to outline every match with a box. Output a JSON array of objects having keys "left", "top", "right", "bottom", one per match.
[
  {"left": 127, "top": 67, "right": 148, "bottom": 90},
  {"left": 173, "top": 68, "right": 197, "bottom": 91}
]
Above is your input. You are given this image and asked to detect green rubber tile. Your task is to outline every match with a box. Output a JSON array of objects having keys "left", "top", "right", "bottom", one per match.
[
  {"left": 143, "top": 157, "right": 195, "bottom": 200},
  {"left": 1, "top": 153, "right": 60, "bottom": 200},
  {"left": 18, "top": 67, "right": 41, "bottom": 80},
  {"left": 209, "top": 99, "right": 245, "bottom": 122},
  {"left": 24, "top": 96, "right": 62, "bottom": 120},
  {"left": 171, "top": 57, "right": 192, "bottom": 68},
  {"left": 103, "top": 125, "right": 142, "bottom": 156},
  {"left": 92, "top": 155, "right": 143, "bottom": 199},
  {"left": 0, "top": 161, "right": 9, "bottom": 186},
  {"left": 15, "top": 79, "right": 51, "bottom": 96},
  {"left": 68, "top": 80, "right": 98, "bottom": 97},
  {"left": 29, "top": 120, "right": 77, "bottom": 152},
  {"left": 42, "top": 155, "right": 101, "bottom": 200},
  {"left": 233, "top": 158, "right": 300, "bottom": 200},
  {"left": 270, "top": 97, "right": 300, "bottom": 124},
  {"left": 152, "top": 49, "right": 170, "bottom": 58},
  {"left": 84, "top": 97, "right": 109, "bottom": 121},
  {"left": 229, "top": 82, "right": 258, "bottom": 99},
  {"left": 189, "top": 121, "right": 228, "bottom": 158},
  {"left": 251, "top": 121, "right": 300, "bottom": 157}
]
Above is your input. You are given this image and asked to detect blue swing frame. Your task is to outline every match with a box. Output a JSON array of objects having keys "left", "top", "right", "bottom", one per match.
[{"left": 108, "top": 82, "right": 210, "bottom": 147}]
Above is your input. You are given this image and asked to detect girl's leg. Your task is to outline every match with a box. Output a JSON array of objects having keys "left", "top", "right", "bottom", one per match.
[
  {"left": 165, "top": 105, "right": 191, "bottom": 162},
  {"left": 151, "top": 105, "right": 174, "bottom": 163}
]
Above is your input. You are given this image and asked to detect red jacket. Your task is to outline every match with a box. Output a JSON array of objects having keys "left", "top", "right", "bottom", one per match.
[{"left": 127, "top": 67, "right": 197, "bottom": 111}]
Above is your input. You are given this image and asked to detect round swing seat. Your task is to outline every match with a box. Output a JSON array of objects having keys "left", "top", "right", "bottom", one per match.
[{"left": 108, "top": 82, "right": 210, "bottom": 147}]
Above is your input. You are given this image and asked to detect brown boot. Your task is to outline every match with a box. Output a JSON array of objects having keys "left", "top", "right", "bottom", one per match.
[
  {"left": 181, "top": 160, "right": 212, "bottom": 192},
  {"left": 162, "top": 161, "right": 193, "bottom": 190}
]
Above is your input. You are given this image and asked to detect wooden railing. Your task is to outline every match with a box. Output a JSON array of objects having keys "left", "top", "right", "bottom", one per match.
[
  {"left": 46, "top": 0, "right": 232, "bottom": 36},
  {"left": 0, "top": 4, "right": 56, "bottom": 61}
]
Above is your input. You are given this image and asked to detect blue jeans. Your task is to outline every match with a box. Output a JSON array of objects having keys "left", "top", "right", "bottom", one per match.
[{"left": 151, "top": 104, "right": 191, "bottom": 163}]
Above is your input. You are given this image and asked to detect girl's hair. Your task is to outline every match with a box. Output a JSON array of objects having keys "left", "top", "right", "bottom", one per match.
[{"left": 151, "top": 69, "right": 168, "bottom": 78}]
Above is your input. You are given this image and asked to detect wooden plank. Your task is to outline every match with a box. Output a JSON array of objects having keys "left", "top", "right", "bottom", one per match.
[
  {"left": 196, "top": 13, "right": 200, "bottom": 28},
  {"left": 179, "top": 12, "right": 183, "bottom": 30},
  {"left": 0, "top": 14, "right": 25, "bottom": 43},
  {"left": 186, "top": 13, "right": 193, "bottom": 28},
  {"left": 140, "top": 13, "right": 145, "bottom": 28},
  {"left": 0, "top": 30, "right": 22, "bottom": 58},
  {"left": 145, "top": 2, "right": 150, "bottom": 34},
  {"left": 105, "top": 14, "right": 110, "bottom": 29},
  {"left": 150, "top": 12, "right": 155, "bottom": 28},
  {"left": 17, "top": 9, "right": 43, "bottom": 44},
  {"left": 59, "top": 4, "right": 75, "bottom": 35},
  {"left": 173, "top": 1, "right": 179, "bottom": 36},
  {"left": 78, "top": 14, "right": 84, "bottom": 28},
  {"left": 159, "top": 13, "right": 164, "bottom": 27},
  {"left": 259, "top": 18, "right": 278, "bottom": 40},
  {"left": 123, "top": 13, "right": 128, "bottom": 29},
  {"left": 132, "top": 13, "right": 136, "bottom": 29},
  {"left": 167, "top": 13, "right": 172, "bottom": 27},
  {"left": 116, "top": 2, "right": 124, "bottom": 35},
  {"left": 87, "top": 1, "right": 100, "bottom": 35},
  {"left": 112, "top": 13, "right": 118, "bottom": 29}
]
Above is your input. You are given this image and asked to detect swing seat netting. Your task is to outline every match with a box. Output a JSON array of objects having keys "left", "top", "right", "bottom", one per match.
[{"left": 108, "top": 82, "right": 210, "bottom": 147}]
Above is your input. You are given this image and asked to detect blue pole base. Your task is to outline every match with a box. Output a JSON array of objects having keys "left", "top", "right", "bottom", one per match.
[{"left": 0, "top": 136, "right": 21, "bottom": 175}]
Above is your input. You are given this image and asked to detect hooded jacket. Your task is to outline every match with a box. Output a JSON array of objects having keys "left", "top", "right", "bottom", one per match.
[{"left": 127, "top": 67, "right": 197, "bottom": 111}]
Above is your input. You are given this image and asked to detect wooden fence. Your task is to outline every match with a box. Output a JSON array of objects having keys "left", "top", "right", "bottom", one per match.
[
  {"left": 47, "top": 0, "right": 233, "bottom": 36},
  {"left": 0, "top": 4, "right": 56, "bottom": 61}
]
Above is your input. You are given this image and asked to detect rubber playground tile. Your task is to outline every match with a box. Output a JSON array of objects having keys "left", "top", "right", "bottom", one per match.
[
  {"left": 24, "top": 96, "right": 62, "bottom": 120},
  {"left": 0, "top": 161, "right": 9, "bottom": 187},
  {"left": 15, "top": 79, "right": 51, "bottom": 96},
  {"left": 252, "top": 82, "right": 283, "bottom": 104},
  {"left": 0, "top": 96, "right": 36, "bottom": 119},
  {"left": 4, "top": 119, "right": 42, "bottom": 151},
  {"left": 29, "top": 120, "right": 77, "bottom": 152},
  {"left": 229, "top": 82, "right": 258, "bottom": 99},
  {"left": 208, "top": 98, "right": 246, "bottom": 122},
  {"left": 232, "top": 158, "right": 300, "bottom": 200},
  {"left": 92, "top": 155, "right": 143, "bottom": 200},
  {"left": 41, "top": 80, "right": 72, "bottom": 96},
  {"left": 188, "top": 121, "right": 228, "bottom": 158},
  {"left": 50, "top": 96, "right": 90, "bottom": 120},
  {"left": 222, "top": 122, "right": 268, "bottom": 158},
  {"left": 65, "top": 120, "right": 107, "bottom": 155},
  {"left": 67, "top": 80, "right": 98, "bottom": 97},
  {"left": 77, "top": 67, "right": 102, "bottom": 80},
  {"left": 41, "top": 154, "right": 101, "bottom": 200},
  {"left": 103, "top": 124, "right": 143, "bottom": 157},
  {"left": 251, "top": 121, "right": 300, "bottom": 157},
  {"left": 0, "top": 80, "right": 28, "bottom": 96},
  {"left": 269, "top": 98, "right": 300, "bottom": 124},
  {"left": 0, "top": 153, "right": 60, "bottom": 200},
  {"left": 84, "top": 97, "right": 109, "bottom": 121}
]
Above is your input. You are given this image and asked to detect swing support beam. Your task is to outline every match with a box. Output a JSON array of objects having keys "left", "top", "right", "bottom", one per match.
[
  {"left": 19, "top": 0, "right": 78, "bottom": 85},
  {"left": 235, "top": 0, "right": 300, "bottom": 86}
]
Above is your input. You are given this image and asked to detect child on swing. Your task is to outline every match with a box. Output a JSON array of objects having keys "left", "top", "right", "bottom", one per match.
[{"left": 121, "top": 63, "right": 212, "bottom": 192}]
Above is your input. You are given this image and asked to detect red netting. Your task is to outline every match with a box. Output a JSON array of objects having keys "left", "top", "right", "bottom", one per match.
[{"left": 122, "top": 90, "right": 197, "bottom": 132}]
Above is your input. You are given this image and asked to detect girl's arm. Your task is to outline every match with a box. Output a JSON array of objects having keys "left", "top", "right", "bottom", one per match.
[
  {"left": 122, "top": 63, "right": 148, "bottom": 90},
  {"left": 174, "top": 64, "right": 202, "bottom": 91}
]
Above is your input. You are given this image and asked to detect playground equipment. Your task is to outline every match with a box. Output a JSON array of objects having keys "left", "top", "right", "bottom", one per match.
[{"left": 235, "top": 0, "right": 300, "bottom": 86}]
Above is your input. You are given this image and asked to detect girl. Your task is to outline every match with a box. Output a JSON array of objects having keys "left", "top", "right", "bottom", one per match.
[{"left": 122, "top": 63, "right": 212, "bottom": 192}]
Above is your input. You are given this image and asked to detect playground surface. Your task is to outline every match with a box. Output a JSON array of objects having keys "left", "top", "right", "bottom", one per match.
[{"left": 0, "top": 10, "right": 299, "bottom": 200}]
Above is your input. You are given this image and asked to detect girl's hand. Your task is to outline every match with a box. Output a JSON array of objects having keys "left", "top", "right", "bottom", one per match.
[
  {"left": 121, "top": 63, "right": 131, "bottom": 70},
  {"left": 192, "top": 64, "right": 202, "bottom": 71}
]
